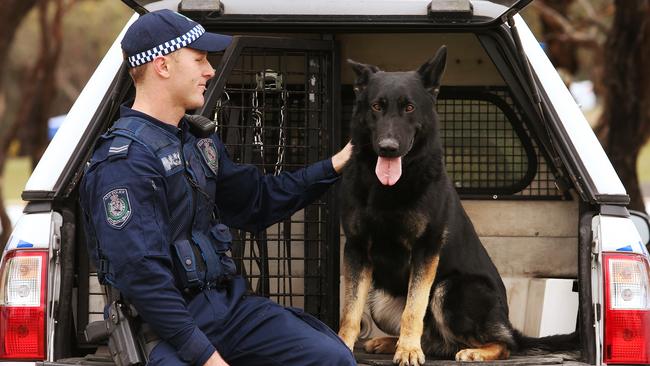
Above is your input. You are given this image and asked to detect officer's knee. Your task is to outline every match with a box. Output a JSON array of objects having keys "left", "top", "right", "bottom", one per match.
[{"left": 310, "top": 340, "right": 356, "bottom": 366}]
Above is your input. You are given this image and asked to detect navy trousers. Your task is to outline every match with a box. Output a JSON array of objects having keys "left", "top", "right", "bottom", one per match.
[{"left": 148, "top": 277, "right": 356, "bottom": 365}]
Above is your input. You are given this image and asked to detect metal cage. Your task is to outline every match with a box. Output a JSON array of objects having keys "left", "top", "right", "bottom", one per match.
[{"left": 206, "top": 43, "right": 340, "bottom": 327}]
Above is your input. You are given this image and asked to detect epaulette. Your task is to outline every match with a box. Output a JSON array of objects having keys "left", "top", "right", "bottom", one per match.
[{"left": 107, "top": 135, "right": 132, "bottom": 159}]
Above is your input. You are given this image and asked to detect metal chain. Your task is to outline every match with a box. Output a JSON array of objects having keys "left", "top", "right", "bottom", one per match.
[
  {"left": 274, "top": 89, "right": 287, "bottom": 175},
  {"left": 251, "top": 90, "right": 265, "bottom": 166},
  {"left": 212, "top": 91, "right": 230, "bottom": 133}
]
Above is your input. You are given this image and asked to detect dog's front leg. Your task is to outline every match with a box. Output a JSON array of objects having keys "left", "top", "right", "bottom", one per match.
[
  {"left": 338, "top": 240, "right": 373, "bottom": 351},
  {"left": 394, "top": 254, "right": 439, "bottom": 366}
]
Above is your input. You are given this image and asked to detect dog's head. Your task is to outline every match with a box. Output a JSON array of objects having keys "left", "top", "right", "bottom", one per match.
[{"left": 348, "top": 46, "right": 447, "bottom": 186}]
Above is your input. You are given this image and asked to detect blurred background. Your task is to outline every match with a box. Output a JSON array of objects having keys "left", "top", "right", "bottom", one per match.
[{"left": 0, "top": 0, "right": 648, "bottom": 245}]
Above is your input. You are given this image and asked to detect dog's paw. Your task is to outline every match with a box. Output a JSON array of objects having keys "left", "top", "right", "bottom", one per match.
[
  {"left": 364, "top": 337, "right": 398, "bottom": 354},
  {"left": 393, "top": 342, "right": 425, "bottom": 366},
  {"left": 455, "top": 349, "right": 485, "bottom": 362}
]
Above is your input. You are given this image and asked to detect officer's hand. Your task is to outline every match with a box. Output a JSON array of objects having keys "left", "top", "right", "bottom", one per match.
[
  {"left": 332, "top": 141, "right": 353, "bottom": 174},
  {"left": 204, "top": 351, "right": 229, "bottom": 366}
]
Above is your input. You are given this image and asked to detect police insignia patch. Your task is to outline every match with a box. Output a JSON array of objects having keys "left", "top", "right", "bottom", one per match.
[
  {"left": 197, "top": 138, "right": 219, "bottom": 175},
  {"left": 103, "top": 188, "right": 132, "bottom": 229},
  {"left": 160, "top": 151, "right": 182, "bottom": 172}
]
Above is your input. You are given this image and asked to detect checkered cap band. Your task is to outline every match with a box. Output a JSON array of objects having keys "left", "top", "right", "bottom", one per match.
[{"left": 127, "top": 24, "right": 206, "bottom": 68}]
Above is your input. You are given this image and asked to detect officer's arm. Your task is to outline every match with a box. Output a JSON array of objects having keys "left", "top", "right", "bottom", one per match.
[
  {"left": 80, "top": 145, "right": 217, "bottom": 366},
  {"left": 213, "top": 137, "right": 343, "bottom": 233}
]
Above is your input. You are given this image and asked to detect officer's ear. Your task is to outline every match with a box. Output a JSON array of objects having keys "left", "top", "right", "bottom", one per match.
[{"left": 151, "top": 55, "right": 172, "bottom": 79}]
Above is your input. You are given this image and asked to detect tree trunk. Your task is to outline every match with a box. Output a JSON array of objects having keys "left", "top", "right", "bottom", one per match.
[
  {"left": 15, "top": 0, "right": 70, "bottom": 168},
  {"left": 536, "top": 0, "right": 579, "bottom": 75},
  {"left": 0, "top": 0, "right": 39, "bottom": 248},
  {"left": 599, "top": 0, "right": 650, "bottom": 212}
]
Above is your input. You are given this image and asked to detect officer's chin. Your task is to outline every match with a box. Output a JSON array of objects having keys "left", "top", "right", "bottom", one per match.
[{"left": 187, "top": 96, "right": 206, "bottom": 111}]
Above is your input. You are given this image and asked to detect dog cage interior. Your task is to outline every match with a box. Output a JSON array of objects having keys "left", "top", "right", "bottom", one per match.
[
  {"left": 206, "top": 47, "right": 340, "bottom": 327},
  {"left": 200, "top": 40, "right": 566, "bottom": 329}
]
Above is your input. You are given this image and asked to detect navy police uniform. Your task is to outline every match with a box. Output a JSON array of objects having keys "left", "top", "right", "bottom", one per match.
[{"left": 79, "top": 106, "right": 355, "bottom": 365}]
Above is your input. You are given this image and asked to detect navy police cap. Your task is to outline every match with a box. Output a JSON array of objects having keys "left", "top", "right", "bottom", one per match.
[{"left": 121, "top": 9, "right": 232, "bottom": 68}]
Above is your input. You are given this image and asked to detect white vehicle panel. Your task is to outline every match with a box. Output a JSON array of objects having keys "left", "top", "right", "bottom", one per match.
[
  {"left": 516, "top": 14, "right": 626, "bottom": 197},
  {"left": 24, "top": 15, "right": 137, "bottom": 193},
  {"left": 597, "top": 214, "right": 648, "bottom": 255},
  {"left": 4, "top": 213, "right": 58, "bottom": 251},
  {"left": 221, "top": 0, "right": 430, "bottom": 15}
]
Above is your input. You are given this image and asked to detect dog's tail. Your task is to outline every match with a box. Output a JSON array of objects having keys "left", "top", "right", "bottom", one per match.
[{"left": 513, "top": 329, "right": 579, "bottom": 355}]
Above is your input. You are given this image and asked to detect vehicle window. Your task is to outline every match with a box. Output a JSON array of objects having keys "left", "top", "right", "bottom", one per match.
[{"left": 438, "top": 86, "right": 561, "bottom": 199}]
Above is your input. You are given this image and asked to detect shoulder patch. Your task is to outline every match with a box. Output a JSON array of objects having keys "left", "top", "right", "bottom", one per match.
[
  {"left": 160, "top": 151, "right": 183, "bottom": 172},
  {"left": 103, "top": 188, "right": 132, "bottom": 229},
  {"left": 197, "top": 138, "right": 219, "bottom": 175}
]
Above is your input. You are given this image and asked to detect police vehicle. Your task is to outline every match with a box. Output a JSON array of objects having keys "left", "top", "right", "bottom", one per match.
[{"left": 1, "top": 0, "right": 649, "bottom": 365}]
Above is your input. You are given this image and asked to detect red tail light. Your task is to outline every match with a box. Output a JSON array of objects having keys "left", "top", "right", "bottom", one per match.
[
  {"left": 603, "top": 252, "right": 650, "bottom": 364},
  {"left": 0, "top": 250, "right": 48, "bottom": 360}
]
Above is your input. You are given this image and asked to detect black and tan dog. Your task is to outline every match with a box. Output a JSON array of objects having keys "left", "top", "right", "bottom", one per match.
[{"left": 337, "top": 46, "right": 576, "bottom": 366}]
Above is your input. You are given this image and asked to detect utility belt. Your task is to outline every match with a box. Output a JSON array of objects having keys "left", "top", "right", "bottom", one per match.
[{"left": 172, "top": 223, "right": 237, "bottom": 298}]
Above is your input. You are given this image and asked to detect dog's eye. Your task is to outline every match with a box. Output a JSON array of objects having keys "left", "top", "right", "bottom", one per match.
[
  {"left": 371, "top": 103, "right": 382, "bottom": 112},
  {"left": 405, "top": 104, "right": 415, "bottom": 113}
]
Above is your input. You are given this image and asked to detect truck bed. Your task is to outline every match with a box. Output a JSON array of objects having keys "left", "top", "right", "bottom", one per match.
[
  {"left": 356, "top": 351, "right": 588, "bottom": 366},
  {"left": 39, "top": 347, "right": 588, "bottom": 366}
]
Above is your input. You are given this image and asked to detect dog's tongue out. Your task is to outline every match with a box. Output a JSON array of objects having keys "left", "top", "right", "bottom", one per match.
[{"left": 375, "top": 156, "right": 402, "bottom": 186}]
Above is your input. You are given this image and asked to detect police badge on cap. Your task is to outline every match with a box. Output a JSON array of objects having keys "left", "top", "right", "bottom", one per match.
[{"left": 103, "top": 188, "right": 132, "bottom": 229}]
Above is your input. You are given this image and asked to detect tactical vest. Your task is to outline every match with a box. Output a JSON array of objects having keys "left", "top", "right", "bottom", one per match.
[{"left": 88, "top": 116, "right": 236, "bottom": 295}]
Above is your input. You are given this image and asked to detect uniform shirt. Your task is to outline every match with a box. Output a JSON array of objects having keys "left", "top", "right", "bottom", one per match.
[{"left": 79, "top": 106, "right": 339, "bottom": 365}]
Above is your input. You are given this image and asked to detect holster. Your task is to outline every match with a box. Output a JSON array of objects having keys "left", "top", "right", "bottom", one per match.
[{"left": 106, "top": 301, "right": 145, "bottom": 366}]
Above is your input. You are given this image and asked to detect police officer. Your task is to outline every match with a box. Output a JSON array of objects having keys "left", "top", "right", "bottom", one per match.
[{"left": 79, "top": 9, "right": 355, "bottom": 366}]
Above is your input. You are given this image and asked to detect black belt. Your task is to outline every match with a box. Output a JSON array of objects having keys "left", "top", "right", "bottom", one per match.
[{"left": 182, "top": 274, "right": 233, "bottom": 300}]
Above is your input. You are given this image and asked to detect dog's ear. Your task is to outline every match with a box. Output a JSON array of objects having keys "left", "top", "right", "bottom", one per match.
[
  {"left": 348, "top": 59, "right": 380, "bottom": 94},
  {"left": 417, "top": 45, "right": 447, "bottom": 97}
]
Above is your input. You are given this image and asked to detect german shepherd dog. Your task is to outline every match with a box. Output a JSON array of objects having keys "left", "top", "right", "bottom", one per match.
[{"left": 337, "top": 46, "right": 577, "bottom": 365}]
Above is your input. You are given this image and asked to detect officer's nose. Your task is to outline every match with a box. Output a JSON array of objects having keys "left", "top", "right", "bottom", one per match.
[{"left": 204, "top": 61, "right": 215, "bottom": 79}]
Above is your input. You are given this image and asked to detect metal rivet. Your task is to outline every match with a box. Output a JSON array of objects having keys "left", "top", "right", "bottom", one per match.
[{"left": 185, "top": 259, "right": 192, "bottom": 265}]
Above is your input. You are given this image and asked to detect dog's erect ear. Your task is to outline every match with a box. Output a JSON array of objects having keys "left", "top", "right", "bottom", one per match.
[
  {"left": 348, "top": 59, "right": 380, "bottom": 93},
  {"left": 417, "top": 45, "right": 447, "bottom": 97}
]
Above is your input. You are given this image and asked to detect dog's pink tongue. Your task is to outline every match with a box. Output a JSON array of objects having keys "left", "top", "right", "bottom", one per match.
[{"left": 375, "top": 156, "right": 402, "bottom": 186}]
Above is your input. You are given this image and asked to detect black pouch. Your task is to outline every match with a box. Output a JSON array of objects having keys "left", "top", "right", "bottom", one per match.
[
  {"left": 210, "top": 224, "right": 236, "bottom": 275},
  {"left": 171, "top": 239, "right": 204, "bottom": 290},
  {"left": 210, "top": 224, "right": 232, "bottom": 252}
]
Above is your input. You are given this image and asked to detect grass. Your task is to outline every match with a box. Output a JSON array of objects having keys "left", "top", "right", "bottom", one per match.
[{"left": 2, "top": 157, "right": 31, "bottom": 205}]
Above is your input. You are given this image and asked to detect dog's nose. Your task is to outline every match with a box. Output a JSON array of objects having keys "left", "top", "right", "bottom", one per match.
[{"left": 378, "top": 138, "right": 399, "bottom": 154}]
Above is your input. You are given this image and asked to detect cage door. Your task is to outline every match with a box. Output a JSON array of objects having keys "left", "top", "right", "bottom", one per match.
[{"left": 198, "top": 36, "right": 340, "bottom": 327}]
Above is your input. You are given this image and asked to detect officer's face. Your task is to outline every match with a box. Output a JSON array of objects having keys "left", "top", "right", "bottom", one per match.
[{"left": 168, "top": 48, "right": 215, "bottom": 110}]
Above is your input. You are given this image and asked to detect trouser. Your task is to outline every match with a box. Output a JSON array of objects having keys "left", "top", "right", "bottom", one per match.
[{"left": 147, "top": 276, "right": 356, "bottom": 365}]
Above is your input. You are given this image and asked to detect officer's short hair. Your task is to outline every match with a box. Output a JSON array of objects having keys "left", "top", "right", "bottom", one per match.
[{"left": 123, "top": 51, "right": 147, "bottom": 84}]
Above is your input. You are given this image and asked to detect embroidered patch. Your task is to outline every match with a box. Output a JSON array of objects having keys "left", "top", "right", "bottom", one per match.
[
  {"left": 103, "top": 188, "right": 132, "bottom": 229},
  {"left": 160, "top": 151, "right": 182, "bottom": 172},
  {"left": 197, "top": 138, "right": 219, "bottom": 175}
]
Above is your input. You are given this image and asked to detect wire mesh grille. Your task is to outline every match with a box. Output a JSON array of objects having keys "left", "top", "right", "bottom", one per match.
[
  {"left": 207, "top": 48, "right": 336, "bottom": 324},
  {"left": 437, "top": 87, "right": 561, "bottom": 198}
]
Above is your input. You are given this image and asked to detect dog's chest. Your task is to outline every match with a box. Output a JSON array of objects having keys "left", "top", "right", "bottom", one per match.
[{"left": 355, "top": 208, "right": 429, "bottom": 245}]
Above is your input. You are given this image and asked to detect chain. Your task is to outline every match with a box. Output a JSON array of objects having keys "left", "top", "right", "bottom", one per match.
[
  {"left": 212, "top": 91, "right": 230, "bottom": 133},
  {"left": 251, "top": 90, "right": 265, "bottom": 165},
  {"left": 274, "top": 89, "right": 287, "bottom": 175}
]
